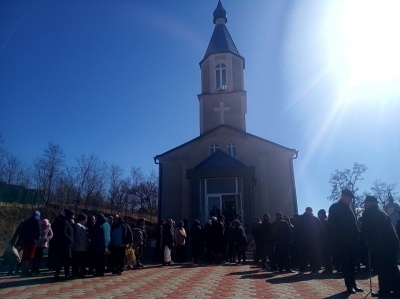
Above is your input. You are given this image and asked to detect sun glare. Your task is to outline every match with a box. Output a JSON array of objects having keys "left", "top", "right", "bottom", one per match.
[{"left": 333, "top": 0, "right": 400, "bottom": 101}]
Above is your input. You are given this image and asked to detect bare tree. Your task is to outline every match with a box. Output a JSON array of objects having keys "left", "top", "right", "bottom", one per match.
[
  {"left": 74, "top": 154, "right": 108, "bottom": 210},
  {"left": 108, "top": 164, "right": 124, "bottom": 214},
  {"left": 2, "top": 154, "right": 26, "bottom": 185},
  {"left": 33, "top": 142, "right": 65, "bottom": 204},
  {"left": 369, "top": 180, "right": 398, "bottom": 206},
  {"left": 131, "top": 168, "right": 158, "bottom": 216},
  {"left": 328, "top": 162, "right": 368, "bottom": 210}
]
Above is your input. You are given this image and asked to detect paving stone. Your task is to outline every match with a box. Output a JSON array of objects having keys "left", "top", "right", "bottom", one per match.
[{"left": 0, "top": 264, "right": 382, "bottom": 298}]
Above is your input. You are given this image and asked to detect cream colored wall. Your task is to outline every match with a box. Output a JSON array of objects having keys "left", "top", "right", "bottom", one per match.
[{"left": 158, "top": 127, "right": 297, "bottom": 222}]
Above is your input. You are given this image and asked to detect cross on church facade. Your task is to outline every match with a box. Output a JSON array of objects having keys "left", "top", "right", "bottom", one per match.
[{"left": 214, "top": 101, "right": 230, "bottom": 124}]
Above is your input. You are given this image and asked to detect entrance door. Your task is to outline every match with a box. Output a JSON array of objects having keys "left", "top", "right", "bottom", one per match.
[{"left": 207, "top": 196, "right": 221, "bottom": 219}]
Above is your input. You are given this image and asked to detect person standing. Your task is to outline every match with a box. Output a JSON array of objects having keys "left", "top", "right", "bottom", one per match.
[
  {"left": 328, "top": 189, "right": 363, "bottom": 294},
  {"left": 296, "top": 207, "right": 321, "bottom": 275},
  {"left": 174, "top": 221, "right": 187, "bottom": 263},
  {"left": 162, "top": 219, "right": 175, "bottom": 265},
  {"left": 32, "top": 219, "right": 53, "bottom": 274},
  {"left": 233, "top": 220, "right": 248, "bottom": 264},
  {"left": 72, "top": 213, "right": 88, "bottom": 277},
  {"left": 317, "top": 209, "right": 333, "bottom": 274},
  {"left": 272, "top": 213, "right": 295, "bottom": 273},
  {"left": 190, "top": 220, "right": 204, "bottom": 264},
  {"left": 19, "top": 211, "right": 41, "bottom": 277},
  {"left": 51, "top": 209, "right": 75, "bottom": 279},
  {"left": 92, "top": 213, "right": 111, "bottom": 276},
  {"left": 110, "top": 216, "right": 133, "bottom": 274},
  {"left": 362, "top": 195, "right": 400, "bottom": 297}
]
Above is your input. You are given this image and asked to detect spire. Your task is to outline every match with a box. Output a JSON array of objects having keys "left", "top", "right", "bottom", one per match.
[
  {"left": 213, "top": 0, "right": 227, "bottom": 24},
  {"left": 200, "top": 1, "right": 244, "bottom": 66}
]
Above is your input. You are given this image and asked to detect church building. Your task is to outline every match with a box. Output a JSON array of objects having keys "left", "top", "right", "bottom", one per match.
[{"left": 154, "top": 1, "right": 298, "bottom": 227}]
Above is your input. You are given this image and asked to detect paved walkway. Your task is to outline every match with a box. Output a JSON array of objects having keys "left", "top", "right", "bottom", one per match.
[{"left": 0, "top": 264, "right": 381, "bottom": 299}]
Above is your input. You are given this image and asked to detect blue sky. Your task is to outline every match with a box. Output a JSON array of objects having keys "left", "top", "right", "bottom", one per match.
[{"left": 1, "top": 0, "right": 399, "bottom": 214}]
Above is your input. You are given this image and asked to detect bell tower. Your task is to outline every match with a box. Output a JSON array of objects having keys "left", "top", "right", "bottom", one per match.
[{"left": 198, "top": 0, "right": 247, "bottom": 135}]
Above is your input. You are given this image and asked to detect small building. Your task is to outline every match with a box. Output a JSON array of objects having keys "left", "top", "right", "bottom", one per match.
[{"left": 154, "top": 1, "right": 298, "bottom": 227}]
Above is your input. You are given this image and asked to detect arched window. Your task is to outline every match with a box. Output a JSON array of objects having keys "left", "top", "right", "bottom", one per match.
[
  {"left": 215, "top": 63, "right": 227, "bottom": 90},
  {"left": 227, "top": 142, "right": 237, "bottom": 158},
  {"left": 209, "top": 143, "right": 219, "bottom": 155}
]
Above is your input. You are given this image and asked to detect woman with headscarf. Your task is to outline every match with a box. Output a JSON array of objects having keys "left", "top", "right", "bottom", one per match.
[
  {"left": 92, "top": 213, "right": 111, "bottom": 276},
  {"left": 174, "top": 221, "right": 187, "bottom": 263},
  {"left": 19, "top": 211, "right": 41, "bottom": 276},
  {"left": 31, "top": 218, "right": 53, "bottom": 274}
]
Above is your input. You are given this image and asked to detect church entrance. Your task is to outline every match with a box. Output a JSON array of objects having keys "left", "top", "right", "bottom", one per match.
[{"left": 201, "top": 177, "right": 243, "bottom": 224}]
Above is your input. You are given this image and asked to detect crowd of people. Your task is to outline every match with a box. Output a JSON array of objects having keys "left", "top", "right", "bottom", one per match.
[
  {"left": 153, "top": 189, "right": 400, "bottom": 297},
  {"left": 4, "top": 188, "right": 400, "bottom": 297},
  {"left": 6, "top": 210, "right": 147, "bottom": 279}
]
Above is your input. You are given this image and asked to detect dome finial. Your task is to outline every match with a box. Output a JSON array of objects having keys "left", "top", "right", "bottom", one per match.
[{"left": 213, "top": 0, "right": 227, "bottom": 24}]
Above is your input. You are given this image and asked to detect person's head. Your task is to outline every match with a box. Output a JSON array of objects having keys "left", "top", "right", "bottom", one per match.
[
  {"left": 177, "top": 221, "right": 184, "bottom": 229},
  {"left": 305, "top": 207, "right": 313, "bottom": 214},
  {"left": 32, "top": 210, "right": 40, "bottom": 220},
  {"left": 42, "top": 219, "right": 50, "bottom": 229},
  {"left": 107, "top": 216, "right": 113, "bottom": 224},
  {"left": 137, "top": 218, "right": 145, "bottom": 228},
  {"left": 263, "top": 213, "right": 270, "bottom": 222},
  {"left": 87, "top": 215, "right": 96, "bottom": 225},
  {"left": 64, "top": 209, "right": 75, "bottom": 221},
  {"left": 341, "top": 189, "right": 354, "bottom": 205},
  {"left": 212, "top": 205, "right": 218, "bottom": 210},
  {"left": 364, "top": 195, "right": 378, "bottom": 209},
  {"left": 317, "top": 209, "right": 327, "bottom": 219},
  {"left": 77, "top": 213, "right": 88, "bottom": 224},
  {"left": 276, "top": 212, "right": 283, "bottom": 221},
  {"left": 96, "top": 213, "right": 106, "bottom": 223}
]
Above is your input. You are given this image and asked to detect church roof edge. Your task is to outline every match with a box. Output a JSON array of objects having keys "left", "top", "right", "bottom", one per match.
[{"left": 154, "top": 125, "right": 298, "bottom": 160}]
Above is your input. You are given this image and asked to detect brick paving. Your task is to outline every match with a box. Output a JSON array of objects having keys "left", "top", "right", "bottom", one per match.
[{"left": 0, "top": 264, "right": 381, "bottom": 299}]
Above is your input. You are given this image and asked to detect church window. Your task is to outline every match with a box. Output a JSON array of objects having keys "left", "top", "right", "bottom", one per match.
[
  {"left": 227, "top": 142, "right": 237, "bottom": 158},
  {"left": 209, "top": 143, "right": 219, "bottom": 155},
  {"left": 216, "top": 63, "right": 227, "bottom": 90}
]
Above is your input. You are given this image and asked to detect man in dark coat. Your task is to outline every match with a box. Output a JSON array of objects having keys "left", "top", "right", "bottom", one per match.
[
  {"left": 210, "top": 215, "right": 225, "bottom": 264},
  {"left": 362, "top": 195, "right": 400, "bottom": 297},
  {"left": 328, "top": 189, "right": 363, "bottom": 294},
  {"left": 317, "top": 209, "right": 334, "bottom": 274},
  {"left": 190, "top": 220, "right": 204, "bottom": 264},
  {"left": 260, "top": 214, "right": 274, "bottom": 270},
  {"left": 296, "top": 207, "right": 321, "bottom": 275},
  {"left": 50, "top": 209, "right": 75, "bottom": 279},
  {"left": 251, "top": 218, "right": 262, "bottom": 264},
  {"left": 272, "top": 213, "right": 295, "bottom": 273}
]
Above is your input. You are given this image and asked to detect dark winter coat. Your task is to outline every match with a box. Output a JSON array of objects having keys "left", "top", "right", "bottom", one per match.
[
  {"left": 92, "top": 214, "right": 111, "bottom": 254},
  {"left": 362, "top": 204, "right": 400, "bottom": 254},
  {"left": 20, "top": 217, "right": 41, "bottom": 244},
  {"left": 261, "top": 220, "right": 273, "bottom": 246},
  {"left": 48, "top": 215, "right": 74, "bottom": 268},
  {"left": 234, "top": 224, "right": 248, "bottom": 251},
  {"left": 328, "top": 200, "right": 359, "bottom": 246},
  {"left": 161, "top": 223, "right": 174, "bottom": 248},
  {"left": 272, "top": 220, "right": 293, "bottom": 247},
  {"left": 295, "top": 212, "right": 322, "bottom": 248},
  {"left": 190, "top": 222, "right": 204, "bottom": 248}
]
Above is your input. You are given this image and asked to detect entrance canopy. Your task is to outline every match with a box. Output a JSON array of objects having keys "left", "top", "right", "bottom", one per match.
[{"left": 186, "top": 151, "right": 255, "bottom": 227}]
